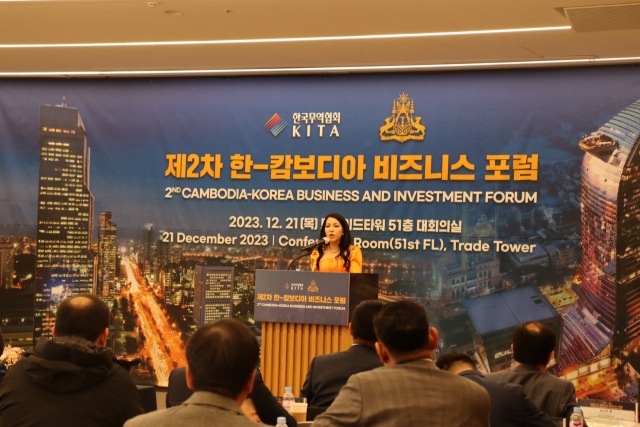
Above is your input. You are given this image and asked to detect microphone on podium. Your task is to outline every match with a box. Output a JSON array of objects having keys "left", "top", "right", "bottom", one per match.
[{"left": 301, "top": 236, "right": 330, "bottom": 252}]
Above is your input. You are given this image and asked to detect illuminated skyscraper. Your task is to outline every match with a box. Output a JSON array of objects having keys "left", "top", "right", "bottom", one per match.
[
  {"left": 98, "top": 211, "right": 117, "bottom": 301},
  {"left": 577, "top": 99, "right": 640, "bottom": 357},
  {"left": 34, "top": 99, "right": 95, "bottom": 339},
  {"left": 0, "top": 238, "right": 14, "bottom": 289},
  {"left": 193, "top": 265, "right": 234, "bottom": 325},
  {"left": 141, "top": 223, "right": 155, "bottom": 278}
]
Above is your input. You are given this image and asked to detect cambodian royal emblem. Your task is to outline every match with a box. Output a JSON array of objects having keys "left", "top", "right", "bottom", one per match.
[{"left": 379, "top": 93, "right": 426, "bottom": 143}]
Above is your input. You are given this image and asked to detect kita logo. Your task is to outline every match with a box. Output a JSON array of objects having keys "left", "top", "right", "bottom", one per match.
[{"left": 265, "top": 113, "right": 287, "bottom": 137}]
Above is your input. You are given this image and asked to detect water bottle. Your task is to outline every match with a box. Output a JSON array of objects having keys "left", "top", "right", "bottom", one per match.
[
  {"left": 570, "top": 407, "right": 584, "bottom": 427},
  {"left": 282, "top": 386, "right": 295, "bottom": 413},
  {"left": 275, "top": 416, "right": 288, "bottom": 427}
]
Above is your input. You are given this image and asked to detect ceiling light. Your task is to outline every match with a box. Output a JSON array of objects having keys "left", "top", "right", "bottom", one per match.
[
  {"left": 1, "top": 56, "right": 639, "bottom": 78},
  {"left": 0, "top": 26, "right": 570, "bottom": 49}
]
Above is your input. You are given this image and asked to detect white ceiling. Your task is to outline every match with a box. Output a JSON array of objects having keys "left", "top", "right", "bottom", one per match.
[{"left": 1, "top": 0, "right": 640, "bottom": 77}]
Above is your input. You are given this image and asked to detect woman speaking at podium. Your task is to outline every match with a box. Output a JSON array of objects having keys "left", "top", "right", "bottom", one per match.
[{"left": 311, "top": 213, "right": 362, "bottom": 273}]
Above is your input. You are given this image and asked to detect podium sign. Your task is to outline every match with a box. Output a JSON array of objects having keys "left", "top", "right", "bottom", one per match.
[{"left": 255, "top": 270, "right": 351, "bottom": 326}]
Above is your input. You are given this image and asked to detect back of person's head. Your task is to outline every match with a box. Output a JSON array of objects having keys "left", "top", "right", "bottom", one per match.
[
  {"left": 435, "top": 351, "right": 476, "bottom": 372},
  {"left": 54, "top": 294, "right": 110, "bottom": 342},
  {"left": 186, "top": 318, "right": 259, "bottom": 399},
  {"left": 351, "top": 300, "right": 384, "bottom": 342},
  {"left": 373, "top": 300, "right": 430, "bottom": 356},
  {"left": 512, "top": 321, "right": 556, "bottom": 366}
]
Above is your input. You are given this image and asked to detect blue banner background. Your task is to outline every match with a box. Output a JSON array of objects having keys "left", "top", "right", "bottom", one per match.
[{"left": 2, "top": 65, "right": 640, "bottom": 392}]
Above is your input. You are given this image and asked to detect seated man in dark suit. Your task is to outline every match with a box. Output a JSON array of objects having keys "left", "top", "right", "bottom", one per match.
[
  {"left": 300, "top": 299, "right": 384, "bottom": 415},
  {"left": 487, "top": 321, "right": 576, "bottom": 420},
  {"left": 436, "top": 351, "right": 555, "bottom": 427},
  {"left": 166, "top": 365, "right": 296, "bottom": 426}
]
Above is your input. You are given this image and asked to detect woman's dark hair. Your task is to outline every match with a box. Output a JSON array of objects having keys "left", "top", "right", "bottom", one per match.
[{"left": 315, "top": 212, "right": 352, "bottom": 271}]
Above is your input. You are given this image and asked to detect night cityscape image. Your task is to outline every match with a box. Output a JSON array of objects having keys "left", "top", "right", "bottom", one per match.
[{"left": 1, "top": 69, "right": 640, "bottom": 397}]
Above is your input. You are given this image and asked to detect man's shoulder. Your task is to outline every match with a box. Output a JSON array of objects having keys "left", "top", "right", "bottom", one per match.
[
  {"left": 312, "top": 346, "right": 378, "bottom": 365},
  {"left": 488, "top": 365, "right": 536, "bottom": 380},
  {"left": 435, "top": 368, "right": 490, "bottom": 395},
  {"left": 125, "top": 407, "right": 172, "bottom": 426},
  {"left": 312, "top": 351, "right": 344, "bottom": 362},
  {"left": 355, "top": 360, "right": 487, "bottom": 390},
  {"left": 470, "top": 372, "right": 526, "bottom": 395},
  {"left": 353, "top": 359, "right": 429, "bottom": 375},
  {"left": 487, "top": 369, "right": 519, "bottom": 381},
  {"left": 124, "top": 407, "right": 208, "bottom": 427},
  {"left": 488, "top": 367, "right": 574, "bottom": 389},
  {"left": 125, "top": 396, "right": 256, "bottom": 427},
  {"left": 103, "top": 361, "right": 141, "bottom": 388},
  {"left": 539, "top": 371, "right": 575, "bottom": 392}
]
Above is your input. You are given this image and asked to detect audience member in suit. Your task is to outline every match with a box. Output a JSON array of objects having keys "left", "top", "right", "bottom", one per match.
[
  {"left": 166, "top": 366, "right": 296, "bottom": 426},
  {"left": 313, "top": 300, "right": 491, "bottom": 427},
  {"left": 300, "top": 299, "right": 384, "bottom": 413},
  {"left": 487, "top": 321, "right": 576, "bottom": 420},
  {"left": 436, "top": 351, "right": 556, "bottom": 427},
  {"left": 0, "top": 294, "right": 144, "bottom": 427},
  {"left": 125, "top": 318, "right": 262, "bottom": 427}
]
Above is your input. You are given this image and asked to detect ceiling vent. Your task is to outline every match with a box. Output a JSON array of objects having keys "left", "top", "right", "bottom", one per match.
[{"left": 564, "top": 2, "right": 640, "bottom": 32}]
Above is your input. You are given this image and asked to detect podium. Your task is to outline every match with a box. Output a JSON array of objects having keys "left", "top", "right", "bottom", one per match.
[{"left": 255, "top": 270, "right": 379, "bottom": 396}]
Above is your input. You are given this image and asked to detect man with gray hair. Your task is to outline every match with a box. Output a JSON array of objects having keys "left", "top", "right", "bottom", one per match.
[
  {"left": 436, "top": 350, "right": 555, "bottom": 427},
  {"left": 488, "top": 321, "right": 576, "bottom": 420}
]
